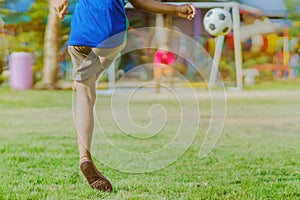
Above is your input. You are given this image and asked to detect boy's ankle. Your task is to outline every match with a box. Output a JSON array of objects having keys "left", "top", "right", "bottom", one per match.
[{"left": 80, "top": 151, "right": 92, "bottom": 163}]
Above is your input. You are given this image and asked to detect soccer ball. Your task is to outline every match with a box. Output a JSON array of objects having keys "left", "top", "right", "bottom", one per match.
[{"left": 203, "top": 8, "right": 232, "bottom": 36}]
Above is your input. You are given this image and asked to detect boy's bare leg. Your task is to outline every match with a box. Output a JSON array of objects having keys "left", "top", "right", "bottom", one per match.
[
  {"left": 73, "top": 67, "right": 113, "bottom": 192},
  {"left": 74, "top": 75, "right": 96, "bottom": 163}
]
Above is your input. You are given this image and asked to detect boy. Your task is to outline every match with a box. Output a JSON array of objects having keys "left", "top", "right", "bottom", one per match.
[{"left": 54, "top": 0, "right": 196, "bottom": 192}]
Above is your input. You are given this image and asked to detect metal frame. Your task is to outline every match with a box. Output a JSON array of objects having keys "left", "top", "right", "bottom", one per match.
[{"left": 97, "top": 2, "right": 261, "bottom": 94}]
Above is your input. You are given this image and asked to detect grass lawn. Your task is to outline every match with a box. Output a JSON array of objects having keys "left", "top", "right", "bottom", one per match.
[{"left": 0, "top": 83, "right": 299, "bottom": 199}]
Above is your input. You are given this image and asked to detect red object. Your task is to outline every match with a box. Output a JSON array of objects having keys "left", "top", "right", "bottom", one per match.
[
  {"left": 153, "top": 50, "right": 176, "bottom": 78},
  {"left": 154, "top": 50, "right": 175, "bottom": 65},
  {"left": 261, "top": 36, "right": 268, "bottom": 52},
  {"left": 226, "top": 33, "right": 234, "bottom": 50}
]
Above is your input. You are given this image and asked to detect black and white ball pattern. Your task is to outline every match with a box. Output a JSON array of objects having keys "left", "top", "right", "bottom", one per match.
[{"left": 203, "top": 8, "right": 233, "bottom": 36}]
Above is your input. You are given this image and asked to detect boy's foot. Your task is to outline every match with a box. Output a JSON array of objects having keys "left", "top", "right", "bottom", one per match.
[{"left": 80, "top": 160, "right": 113, "bottom": 192}]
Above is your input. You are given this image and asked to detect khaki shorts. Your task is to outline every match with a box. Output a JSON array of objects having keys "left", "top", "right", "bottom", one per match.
[{"left": 68, "top": 43, "right": 125, "bottom": 81}]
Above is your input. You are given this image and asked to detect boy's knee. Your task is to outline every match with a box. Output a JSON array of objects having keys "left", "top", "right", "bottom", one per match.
[{"left": 74, "top": 76, "right": 96, "bottom": 97}]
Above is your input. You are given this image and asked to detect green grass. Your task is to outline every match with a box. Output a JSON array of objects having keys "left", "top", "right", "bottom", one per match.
[
  {"left": 243, "top": 79, "right": 300, "bottom": 91},
  {"left": 0, "top": 85, "right": 300, "bottom": 199}
]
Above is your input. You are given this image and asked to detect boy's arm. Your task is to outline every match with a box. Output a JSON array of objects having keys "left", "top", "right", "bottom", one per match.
[
  {"left": 54, "top": 0, "right": 69, "bottom": 20},
  {"left": 129, "top": 0, "right": 196, "bottom": 20}
]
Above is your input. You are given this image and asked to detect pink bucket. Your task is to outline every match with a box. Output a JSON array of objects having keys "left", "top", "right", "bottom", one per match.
[{"left": 9, "top": 52, "right": 33, "bottom": 90}]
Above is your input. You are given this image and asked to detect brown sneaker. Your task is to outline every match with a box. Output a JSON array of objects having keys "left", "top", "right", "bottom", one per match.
[{"left": 80, "top": 160, "right": 113, "bottom": 192}]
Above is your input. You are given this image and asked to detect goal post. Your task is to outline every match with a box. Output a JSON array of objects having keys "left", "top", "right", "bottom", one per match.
[{"left": 97, "top": 2, "right": 261, "bottom": 94}]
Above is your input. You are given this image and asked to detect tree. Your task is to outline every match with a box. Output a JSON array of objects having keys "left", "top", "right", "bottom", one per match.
[
  {"left": 285, "top": 0, "right": 300, "bottom": 20},
  {"left": 36, "top": 0, "right": 61, "bottom": 89},
  {"left": 284, "top": 0, "right": 300, "bottom": 36}
]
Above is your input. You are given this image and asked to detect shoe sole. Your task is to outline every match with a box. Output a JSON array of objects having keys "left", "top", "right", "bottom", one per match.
[{"left": 80, "top": 160, "right": 113, "bottom": 192}]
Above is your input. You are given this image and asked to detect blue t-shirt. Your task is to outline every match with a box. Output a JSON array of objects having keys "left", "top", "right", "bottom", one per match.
[{"left": 68, "top": 0, "right": 128, "bottom": 48}]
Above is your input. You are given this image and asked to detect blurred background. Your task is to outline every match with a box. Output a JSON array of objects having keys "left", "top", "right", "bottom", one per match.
[{"left": 1, "top": 0, "right": 300, "bottom": 90}]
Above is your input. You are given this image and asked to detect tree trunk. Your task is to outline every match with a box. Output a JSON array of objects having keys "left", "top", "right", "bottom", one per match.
[
  {"left": 39, "top": 0, "right": 61, "bottom": 89},
  {"left": 0, "top": 17, "right": 5, "bottom": 75}
]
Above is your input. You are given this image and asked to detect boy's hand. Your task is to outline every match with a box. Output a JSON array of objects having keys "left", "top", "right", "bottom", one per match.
[
  {"left": 177, "top": 4, "right": 196, "bottom": 20},
  {"left": 54, "top": 0, "right": 69, "bottom": 20}
]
